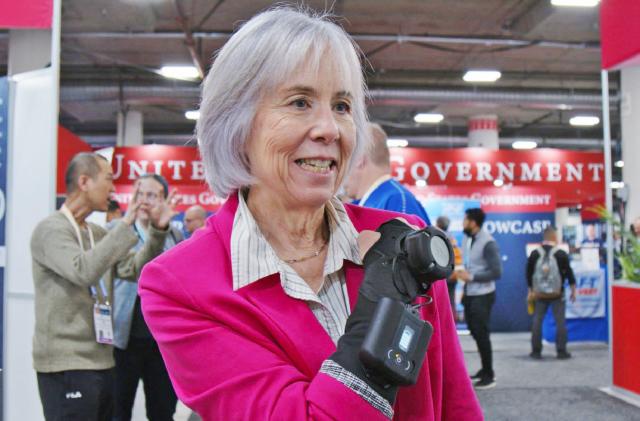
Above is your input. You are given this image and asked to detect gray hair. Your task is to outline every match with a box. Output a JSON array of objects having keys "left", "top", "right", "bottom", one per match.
[{"left": 196, "top": 6, "right": 369, "bottom": 198}]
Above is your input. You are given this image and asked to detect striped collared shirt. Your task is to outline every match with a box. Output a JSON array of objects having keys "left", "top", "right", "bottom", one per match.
[
  {"left": 231, "top": 190, "right": 361, "bottom": 344},
  {"left": 230, "top": 190, "right": 394, "bottom": 418}
]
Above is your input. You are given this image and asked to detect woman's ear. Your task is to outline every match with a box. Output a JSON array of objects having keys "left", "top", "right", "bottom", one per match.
[{"left": 77, "top": 174, "right": 91, "bottom": 192}]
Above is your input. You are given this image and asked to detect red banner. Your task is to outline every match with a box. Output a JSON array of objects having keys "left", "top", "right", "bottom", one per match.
[
  {"left": 111, "top": 145, "right": 603, "bottom": 210},
  {"left": 0, "top": 0, "right": 53, "bottom": 29},
  {"left": 113, "top": 185, "right": 224, "bottom": 213},
  {"left": 389, "top": 148, "right": 603, "bottom": 206},
  {"left": 113, "top": 146, "right": 204, "bottom": 186},
  {"left": 601, "top": 0, "right": 640, "bottom": 69},
  {"left": 57, "top": 126, "right": 92, "bottom": 194},
  {"left": 112, "top": 146, "right": 221, "bottom": 212}
]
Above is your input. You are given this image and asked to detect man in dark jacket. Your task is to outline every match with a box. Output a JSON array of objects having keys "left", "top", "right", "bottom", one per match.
[{"left": 526, "top": 226, "right": 576, "bottom": 360}]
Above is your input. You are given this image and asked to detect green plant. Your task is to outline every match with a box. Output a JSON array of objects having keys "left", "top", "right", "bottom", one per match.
[{"left": 590, "top": 205, "right": 640, "bottom": 282}]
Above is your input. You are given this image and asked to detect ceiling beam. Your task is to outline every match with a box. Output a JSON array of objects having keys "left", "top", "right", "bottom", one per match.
[
  {"left": 17, "top": 31, "right": 598, "bottom": 51},
  {"left": 503, "top": 0, "right": 555, "bottom": 35}
]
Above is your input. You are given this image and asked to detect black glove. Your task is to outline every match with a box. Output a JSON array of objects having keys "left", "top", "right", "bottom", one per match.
[
  {"left": 330, "top": 219, "right": 422, "bottom": 405},
  {"left": 359, "top": 219, "right": 431, "bottom": 304}
]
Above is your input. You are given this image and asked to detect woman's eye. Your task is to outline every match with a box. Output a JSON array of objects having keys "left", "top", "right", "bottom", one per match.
[
  {"left": 291, "top": 98, "right": 309, "bottom": 109},
  {"left": 335, "top": 102, "right": 351, "bottom": 113}
]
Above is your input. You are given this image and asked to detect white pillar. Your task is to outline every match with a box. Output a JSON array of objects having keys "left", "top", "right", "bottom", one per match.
[
  {"left": 468, "top": 114, "right": 499, "bottom": 149},
  {"left": 555, "top": 207, "right": 570, "bottom": 243},
  {"left": 4, "top": 1, "right": 61, "bottom": 419},
  {"left": 8, "top": 29, "right": 52, "bottom": 75},
  {"left": 116, "top": 109, "right": 144, "bottom": 146},
  {"left": 621, "top": 67, "right": 640, "bottom": 221}
]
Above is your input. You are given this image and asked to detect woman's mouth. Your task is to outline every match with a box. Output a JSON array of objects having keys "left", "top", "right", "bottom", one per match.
[{"left": 294, "top": 158, "right": 337, "bottom": 174}]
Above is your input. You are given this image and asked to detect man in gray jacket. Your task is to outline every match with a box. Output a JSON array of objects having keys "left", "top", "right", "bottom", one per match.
[
  {"left": 456, "top": 208, "right": 502, "bottom": 390},
  {"left": 30, "top": 153, "right": 174, "bottom": 420}
]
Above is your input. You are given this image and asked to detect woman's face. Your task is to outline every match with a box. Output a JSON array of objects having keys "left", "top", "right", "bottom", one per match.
[{"left": 246, "top": 56, "right": 357, "bottom": 209}]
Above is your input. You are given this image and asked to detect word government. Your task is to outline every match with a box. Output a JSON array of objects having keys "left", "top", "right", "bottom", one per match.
[
  {"left": 481, "top": 194, "right": 552, "bottom": 207},
  {"left": 392, "top": 160, "right": 605, "bottom": 183}
]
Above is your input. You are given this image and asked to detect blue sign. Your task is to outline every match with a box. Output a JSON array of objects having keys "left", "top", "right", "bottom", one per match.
[
  {"left": 566, "top": 265, "right": 606, "bottom": 319},
  {"left": 422, "top": 198, "right": 479, "bottom": 247},
  {"left": 485, "top": 212, "right": 554, "bottom": 332},
  {"left": 0, "top": 77, "right": 9, "bottom": 367},
  {"left": 543, "top": 264, "right": 608, "bottom": 343}
]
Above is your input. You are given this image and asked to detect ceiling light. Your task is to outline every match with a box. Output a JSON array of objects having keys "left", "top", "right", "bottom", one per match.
[
  {"left": 551, "top": 0, "right": 600, "bottom": 7},
  {"left": 569, "top": 116, "right": 600, "bottom": 126},
  {"left": 415, "top": 180, "right": 427, "bottom": 188},
  {"left": 615, "top": 160, "right": 624, "bottom": 168},
  {"left": 185, "top": 110, "right": 200, "bottom": 120},
  {"left": 386, "top": 138, "right": 408, "bottom": 148},
  {"left": 512, "top": 140, "right": 538, "bottom": 150},
  {"left": 493, "top": 179, "right": 504, "bottom": 187},
  {"left": 611, "top": 181, "right": 625, "bottom": 189},
  {"left": 414, "top": 113, "right": 444, "bottom": 124},
  {"left": 159, "top": 65, "right": 200, "bottom": 80},
  {"left": 463, "top": 70, "right": 502, "bottom": 83}
]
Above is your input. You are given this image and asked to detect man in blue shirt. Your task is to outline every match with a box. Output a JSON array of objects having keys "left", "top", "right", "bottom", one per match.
[{"left": 343, "top": 123, "right": 430, "bottom": 225}]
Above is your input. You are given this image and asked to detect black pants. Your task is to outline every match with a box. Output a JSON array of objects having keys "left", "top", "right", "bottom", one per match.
[
  {"left": 463, "top": 292, "right": 496, "bottom": 379},
  {"left": 37, "top": 369, "right": 114, "bottom": 421},
  {"left": 113, "top": 337, "right": 177, "bottom": 421},
  {"left": 531, "top": 298, "right": 567, "bottom": 353}
]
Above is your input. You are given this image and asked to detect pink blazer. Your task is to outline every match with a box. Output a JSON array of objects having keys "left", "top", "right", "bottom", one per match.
[{"left": 139, "top": 194, "right": 483, "bottom": 420}]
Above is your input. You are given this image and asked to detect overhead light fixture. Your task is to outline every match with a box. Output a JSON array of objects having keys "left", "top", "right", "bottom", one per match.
[
  {"left": 386, "top": 138, "right": 409, "bottom": 148},
  {"left": 493, "top": 179, "right": 504, "bottom": 187},
  {"left": 569, "top": 116, "right": 600, "bottom": 126},
  {"left": 414, "top": 113, "right": 444, "bottom": 124},
  {"left": 512, "top": 140, "right": 538, "bottom": 150},
  {"left": 611, "top": 181, "right": 625, "bottom": 189},
  {"left": 463, "top": 70, "right": 502, "bottom": 83},
  {"left": 185, "top": 110, "right": 200, "bottom": 120},
  {"left": 614, "top": 160, "right": 624, "bottom": 168},
  {"left": 551, "top": 0, "right": 600, "bottom": 7},
  {"left": 159, "top": 65, "right": 200, "bottom": 80},
  {"left": 415, "top": 180, "right": 427, "bottom": 188}
]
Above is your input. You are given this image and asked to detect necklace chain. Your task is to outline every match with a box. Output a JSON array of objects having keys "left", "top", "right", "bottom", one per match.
[{"left": 283, "top": 240, "right": 328, "bottom": 264}]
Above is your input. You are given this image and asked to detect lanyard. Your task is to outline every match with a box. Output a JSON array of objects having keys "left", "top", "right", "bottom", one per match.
[
  {"left": 60, "top": 204, "right": 95, "bottom": 250},
  {"left": 60, "top": 205, "right": 108, "bottom": 303}
]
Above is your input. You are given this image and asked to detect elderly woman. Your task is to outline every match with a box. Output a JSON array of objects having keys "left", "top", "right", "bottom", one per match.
[{"left": 139, "top": 7, "right": 481, "bottom": 421}]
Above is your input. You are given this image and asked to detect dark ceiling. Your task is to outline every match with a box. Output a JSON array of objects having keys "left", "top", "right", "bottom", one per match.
[{"left": 0, "top": 0, "right": 619, "bottom": 154}]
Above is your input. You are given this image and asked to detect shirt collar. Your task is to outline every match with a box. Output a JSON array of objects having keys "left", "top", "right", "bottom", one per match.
[
  {"left": 359, "top": 175, "right": 392, "bottom": 207},
  {"left": 231, "top": 190, "right": 361, "bottom": 291}
]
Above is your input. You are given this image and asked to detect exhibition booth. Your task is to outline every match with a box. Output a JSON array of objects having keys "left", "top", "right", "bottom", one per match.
[
  {"left": 600, "top": 0, "right": 640, "bottom": 405},
  {"left": 2, "top": 0, "right": 639, "bottom": 418},
  {"left": 88, "top": 143, "right": 610, "bottom": 337}
]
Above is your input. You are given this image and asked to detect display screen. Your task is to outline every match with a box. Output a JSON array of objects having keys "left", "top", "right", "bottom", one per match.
[{"left": 399, "top": 325, "right": 415, "bottom": 352}]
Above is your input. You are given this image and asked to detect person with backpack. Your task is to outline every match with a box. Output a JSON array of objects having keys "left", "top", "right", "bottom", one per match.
[{"left": 526, "top": 226, "right": 577, "bottom": 360}]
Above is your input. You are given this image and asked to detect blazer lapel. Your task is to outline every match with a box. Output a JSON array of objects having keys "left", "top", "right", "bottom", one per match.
[{"left": 237, "top": 274, "right": 336, "bottom": 376}]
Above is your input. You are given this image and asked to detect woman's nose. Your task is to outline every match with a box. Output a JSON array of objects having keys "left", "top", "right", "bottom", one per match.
[{"left": 309, "top": 105, "right": 340, "bottom": 144}]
